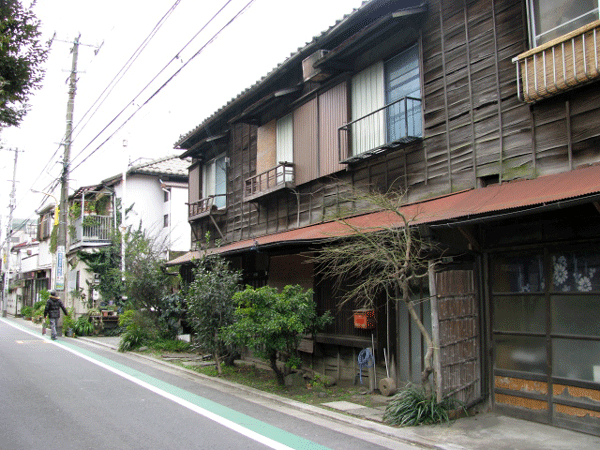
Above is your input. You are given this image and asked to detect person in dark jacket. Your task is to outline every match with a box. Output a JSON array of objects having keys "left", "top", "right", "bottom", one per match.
[{"left": 44, "top": 290, "right": 68, "bottom": 340}]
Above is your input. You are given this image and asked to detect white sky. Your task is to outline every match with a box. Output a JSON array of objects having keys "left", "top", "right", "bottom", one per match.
[{"left": 0, "top": 0, "right": 364, "bottom": 223}]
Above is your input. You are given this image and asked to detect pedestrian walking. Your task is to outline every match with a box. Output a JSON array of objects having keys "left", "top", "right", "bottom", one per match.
[{"left": 44, "top": 291, "right": 69, "bottom": 340}]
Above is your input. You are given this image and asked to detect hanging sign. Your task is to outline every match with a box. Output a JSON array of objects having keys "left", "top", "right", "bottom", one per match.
[{"left": 56, "top": 245, "right": 65, "bottom": 291}]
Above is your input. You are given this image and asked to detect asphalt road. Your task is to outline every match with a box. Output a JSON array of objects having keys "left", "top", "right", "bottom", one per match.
[{"left": 0, "top": 319, "right": 420, "bottom": 450}]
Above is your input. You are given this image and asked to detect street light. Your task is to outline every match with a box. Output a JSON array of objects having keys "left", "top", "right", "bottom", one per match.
[{"left": 31, "top": 189, "right": 59, "bottom": 226}]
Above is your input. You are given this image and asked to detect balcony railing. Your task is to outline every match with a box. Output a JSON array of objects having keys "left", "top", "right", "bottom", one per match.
[
  {"left": 339, "top": 96, "right": 422, "bottom": 164},
  {"left": 514, "top": 20, "right": 600, "bottom": 103},
  {"left": 188, "top": 196, "right": 226, "bottom": 220},
  {"left": 71, "top": 215, "right": 112, "bottom": 244},
  {"left": 244, "top": 163, "right": 295, "bottom": 202}
]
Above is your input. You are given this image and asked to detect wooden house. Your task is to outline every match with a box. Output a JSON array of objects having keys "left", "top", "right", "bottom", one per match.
[{"left": 172, "top": 0, "right": 600, "bottom": 435}]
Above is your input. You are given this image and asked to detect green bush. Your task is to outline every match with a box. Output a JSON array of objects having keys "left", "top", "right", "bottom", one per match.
[
  {"left": 21, "top": 306, "right": 33, "bottom": 318},
  {"left": 62, "top": 308, "right": 76, "bottom": 334},
  {"left": 118, "top": 311, "right": 157, "bottom": 352},
  {"left": 73, "top": 316, "right": 94, "bottom": 336},
  {"left": 383, "top": 386, "right": 465, "bottom": 427}
]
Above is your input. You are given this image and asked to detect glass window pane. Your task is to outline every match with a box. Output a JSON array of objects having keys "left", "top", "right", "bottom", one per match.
[
  {"left": 550, "top": 250, "right": 600, "bottom": 292},
  {"left": 351, "top": 61, "right": 385, "bottom": 155},
  {"left": 493, "top": 295, "right": 545, "bottom": 333},
  {"left": 214, "top": 156, "right": 227, "bottom": 209},
  {"left": 495, "top": 335, "right": 547, "bottom": 374},
  {"left": 276, "top": 113, "right": 294, "bottom": 163},
  {"left": 492, "top": 253, "right": 545, "bottom": 293},
  {"left": 385, "top": 45, "right": 421, "bottom": 141},
  {"left": 551, "top": 295, "right": 600, "bottom": 336},
  {"left": 553, "top": 338, "right": 600, "bottom": 382},
  {"left": 531, "top": 0, "right": 599, "bottom": 46}
]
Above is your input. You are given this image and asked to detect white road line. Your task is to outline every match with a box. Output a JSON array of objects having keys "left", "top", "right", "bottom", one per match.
[{"left": 1, "top": 319, "right": 322, "bottom": 450}]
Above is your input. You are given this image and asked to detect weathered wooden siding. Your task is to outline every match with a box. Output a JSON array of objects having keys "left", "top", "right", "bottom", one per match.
[{"left": 191, "top": 0, "right": 600, "bottom": 250}]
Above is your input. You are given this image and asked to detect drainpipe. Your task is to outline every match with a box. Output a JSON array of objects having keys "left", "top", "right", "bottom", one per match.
[{"left": 159, "top": 179, "right": 172, "bottom": 261}]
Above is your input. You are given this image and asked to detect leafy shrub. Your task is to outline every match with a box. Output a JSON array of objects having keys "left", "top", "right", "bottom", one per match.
[
  {"left": 118, "top": 310, "right": 157, "bottom": 352},
  {"left": 73, "top": 316, "right": 94, "bottom": 336},
  {"left": 383, "top": 386, "right": 465, "bottom": 427},
  {"left": 185, "top": 253, "right": 241, "bottom": 373},
  {"left": 39, "top": 289, "right": 50, "bottom": 302},
  {"left": 118, "top": 309, "right": 136, "bottom": 328},
  {"left": 21, "top": 306, "right": 33, "bottom": 318},
  {"left": 32, "top": 300, "right": 47, "bottom": 323},
  {"left": 157, "top": 293, "right": 186, "bottom": 340},
  {"left": 223, "top": 285, "right": 332, "bottom": 385},
  {"left": 62, "top": 308, "right": 76, "bottom": 333}
]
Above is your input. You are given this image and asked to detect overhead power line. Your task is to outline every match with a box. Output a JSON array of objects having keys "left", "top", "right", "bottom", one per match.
[
  {"left": 13, "top": 0, "right": 185, "bottom": 213},
  {"left": 70, "top": 0, "right": 255, "bottom": 173}
]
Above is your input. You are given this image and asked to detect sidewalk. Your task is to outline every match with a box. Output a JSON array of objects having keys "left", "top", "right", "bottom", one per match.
[{"left": 10, "top": 318, "right": 600, "bottom": 450}]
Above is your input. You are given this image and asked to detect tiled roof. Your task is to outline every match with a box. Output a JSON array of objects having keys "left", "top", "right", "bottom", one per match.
[
  {"left": 174, "top": 1, "right": 367, "bottom": 148},
  {"left": 129, "top": 155, "right": 189, "bottom": 177}
]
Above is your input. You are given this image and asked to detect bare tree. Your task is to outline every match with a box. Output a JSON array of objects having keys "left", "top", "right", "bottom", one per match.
[{"left": 312, "top": 186, "right": 439, "bottom": 396}]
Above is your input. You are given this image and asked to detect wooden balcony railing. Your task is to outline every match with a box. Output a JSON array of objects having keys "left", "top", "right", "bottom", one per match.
[
  {"left": 188, "top": 196, "right": 226, "bottom": 220},
  {"left": 244, "top": 163, "right": 295, "bottom": 202}
]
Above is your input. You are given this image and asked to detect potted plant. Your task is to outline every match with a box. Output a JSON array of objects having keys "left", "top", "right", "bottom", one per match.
[
  {"left": 21, "top": 306, "right": 33, "bottom": 320},
  {"left": 62, "top": 308, "right": 76, "bottom": 337}
]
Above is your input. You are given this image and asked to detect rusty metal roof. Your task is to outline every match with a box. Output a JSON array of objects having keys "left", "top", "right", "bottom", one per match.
[{"left": 166, "top": 165, "right": 600, "bottom": 265}]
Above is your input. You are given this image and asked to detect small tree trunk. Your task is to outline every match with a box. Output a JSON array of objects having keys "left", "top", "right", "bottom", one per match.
[
  {"left": 270, "top": 352, "right": 285, "bottom": 386},
  {"left": 404, "top": 296, "right": 435, "bottom": 397},
  {"left": 214, "top": 330, "right": 222, "bottom": 376},
  {"left": 214, "top": 351, "right": 223, "bottom": 376}
]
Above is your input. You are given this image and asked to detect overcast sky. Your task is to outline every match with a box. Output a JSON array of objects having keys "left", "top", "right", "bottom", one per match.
[{"left": 0, "top": 0, "right": 364, "bottom": 223}]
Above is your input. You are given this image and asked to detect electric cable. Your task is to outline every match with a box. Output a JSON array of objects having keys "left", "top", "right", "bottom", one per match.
[
  {"left": 11, "top": 0, "right": 185, "bottom": 213},
  {"left": 71, "top": 0, "right": 183, "bottom": 144},
  {"left": 69, "top": 0, "right": 240, "bottom": 170}
]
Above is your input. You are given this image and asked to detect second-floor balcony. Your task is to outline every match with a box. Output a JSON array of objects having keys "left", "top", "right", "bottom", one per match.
[
  {"left": 514, "top": 20, "right": 600, "bottom": 103},
  {"left": 188, "top": 196, "right": 227, "bottom": 221},
  {"left": 339, "top": 96, "right": 422, "bottom": 164},
  {"left": 244, "top": 163, "right": 295, "bottom": 202},
  {"left": 71, "top": 215, "right": 113, "bottom": 245}
]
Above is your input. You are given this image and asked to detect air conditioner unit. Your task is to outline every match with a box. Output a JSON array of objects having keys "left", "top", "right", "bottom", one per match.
[{"left": 302, "top": 49, "right": 330, "bottom": 82}]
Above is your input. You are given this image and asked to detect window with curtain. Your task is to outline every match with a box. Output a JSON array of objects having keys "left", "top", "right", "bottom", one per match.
[{"left": 202, "top": 154, "right": 227, "bottom": 209}]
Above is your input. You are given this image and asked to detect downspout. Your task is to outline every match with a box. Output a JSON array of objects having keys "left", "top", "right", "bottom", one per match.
[{"left": 159, "top": 179, "right": 172, "bottom": 261}]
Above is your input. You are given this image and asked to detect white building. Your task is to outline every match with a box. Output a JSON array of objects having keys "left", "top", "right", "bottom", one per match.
[
  {"left": 17, "top": 155, "right": 190, "bottom": 318},
  {"left": 103, "top": 155, "right": 190, "bottom": 260}
]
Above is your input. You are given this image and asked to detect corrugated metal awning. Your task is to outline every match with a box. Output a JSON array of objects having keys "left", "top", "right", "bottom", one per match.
[{"left": 166, "top": 164, "right": 600, "bottom": 265}]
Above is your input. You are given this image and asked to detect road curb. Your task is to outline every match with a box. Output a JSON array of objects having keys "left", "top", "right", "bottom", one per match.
[{"left": 77, "top": 336, "right": 440, "bottom": 449}]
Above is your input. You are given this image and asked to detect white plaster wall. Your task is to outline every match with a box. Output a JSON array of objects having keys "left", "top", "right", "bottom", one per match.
[{"left": 113, "top": 174, "right": 190, "bottom": 256}]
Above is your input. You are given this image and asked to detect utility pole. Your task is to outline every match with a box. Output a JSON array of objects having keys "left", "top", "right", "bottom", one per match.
[
  {"left": 2, "top": 148, "right": 22, "bottom": 317},
  {"left": 56, "top": 34, "right": 80, "bottom": 301}
]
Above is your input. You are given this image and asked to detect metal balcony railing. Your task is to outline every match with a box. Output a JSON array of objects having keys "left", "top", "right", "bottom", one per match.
[
  {"left": 72, "top": 215, "right": 113, "bottom": 244},
  {"left": 244, "top": 163, "right": 295, "bottom": 201},
  {"left": 339, "top": 96, "right": 422, "bottom": 164}
]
